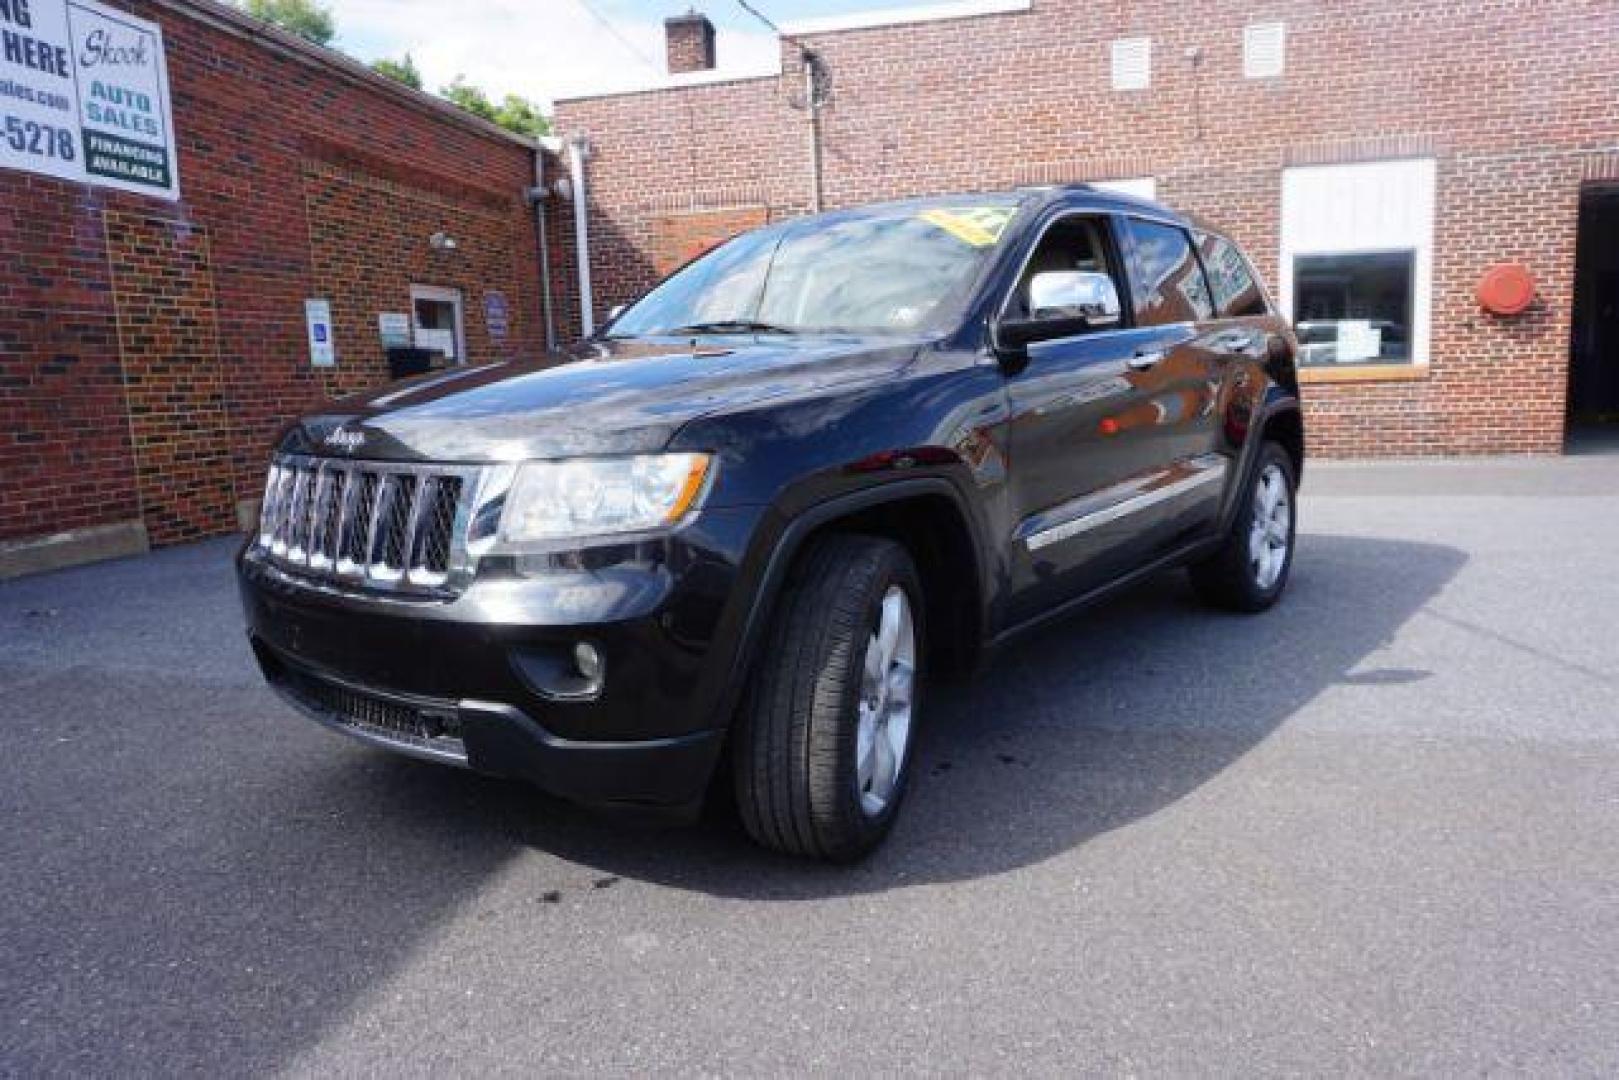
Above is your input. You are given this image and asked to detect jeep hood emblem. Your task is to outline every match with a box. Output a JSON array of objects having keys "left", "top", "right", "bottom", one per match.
[{"left": 324, "top": 427, "right": 365, "bottom": 452}]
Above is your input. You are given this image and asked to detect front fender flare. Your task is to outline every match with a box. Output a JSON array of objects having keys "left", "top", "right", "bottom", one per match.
[{"left": 717, "top": 476, "right": 991, "bottom": 724}]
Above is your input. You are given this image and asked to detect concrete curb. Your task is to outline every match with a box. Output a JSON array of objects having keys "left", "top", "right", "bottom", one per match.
[{"left": 0, "top": 522, "right": 151, "bottom": 580}]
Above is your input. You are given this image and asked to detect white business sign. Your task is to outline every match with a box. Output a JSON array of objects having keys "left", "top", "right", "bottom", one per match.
[
  {"left": 377, "top": 312, "right": 412, "bottom": 348},
  {"left": 0, "top": 0, "right": 180, "bottom": 200},
  {"left": 305, "top": 299, "right": 335, "bottom": 367}
]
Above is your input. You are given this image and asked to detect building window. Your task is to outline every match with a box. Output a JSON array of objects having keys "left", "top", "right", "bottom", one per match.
[
  {"left": 1243, "top": 22, "right": 1285, "bottom": 78},
  {"left": 1280, "top": 158, "right": 1436, "bottom": 370},
  {"left": 1111, "top": 37, "right": 1151, "bottom": 91},
  {"left": 1295, "top": 251, "right": 1414, "bottom": 364},
  {"left": 410, "top": 285, "right": 466, "bottom": 365}
]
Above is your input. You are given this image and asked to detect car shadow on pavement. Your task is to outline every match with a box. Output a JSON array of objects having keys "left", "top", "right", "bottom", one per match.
[{"left": 326, "top": 532, "right": 1467, "bottom": 898}]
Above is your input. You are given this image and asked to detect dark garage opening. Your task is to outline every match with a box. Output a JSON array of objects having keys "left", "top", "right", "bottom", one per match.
[{"left": 1567, "top": 184, "right": 1619, "bottom": 453}]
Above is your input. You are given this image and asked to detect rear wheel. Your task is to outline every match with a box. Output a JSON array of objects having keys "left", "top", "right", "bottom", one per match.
[
  {"left": 1189, "top": 441, "right": 1297, "bottom": 612},
  {"left": 733, "top": 534, "right": 923, "bottom": 861}
]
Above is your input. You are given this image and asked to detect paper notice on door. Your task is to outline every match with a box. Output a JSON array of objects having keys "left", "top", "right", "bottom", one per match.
[
  {"left": 415, "top": 328, "right": 456, "bottom": 361},
  {"left": 1335, "top": 319, "right": 1382, "bottom": 363}
]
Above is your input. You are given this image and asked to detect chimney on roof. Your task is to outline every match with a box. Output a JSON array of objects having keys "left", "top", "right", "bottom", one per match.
[{"left": 665, "top": 9, "right": 717, "bottom": 74}]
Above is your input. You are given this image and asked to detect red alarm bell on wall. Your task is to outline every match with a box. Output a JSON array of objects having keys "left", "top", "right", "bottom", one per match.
[{"left": 1476, "top": 263, "right": 1536, "bottom": 316}]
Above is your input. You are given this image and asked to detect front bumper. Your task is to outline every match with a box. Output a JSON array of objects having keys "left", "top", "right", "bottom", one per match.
[
  {"left": 253, "top": 641, "right": 724, "bottom": 808},
  {"left": 238, "top": 506, "right": 767, "bottom": 808}
]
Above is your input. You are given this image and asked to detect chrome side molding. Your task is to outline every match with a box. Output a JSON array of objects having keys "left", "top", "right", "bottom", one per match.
[{"left": 1024, "top": 454, "right": 1228, "bottom": 552}]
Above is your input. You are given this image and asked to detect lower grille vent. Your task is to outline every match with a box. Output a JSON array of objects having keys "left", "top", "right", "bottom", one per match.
[{"left": 273, "top": 660, "right": 467, "bottom": 762}]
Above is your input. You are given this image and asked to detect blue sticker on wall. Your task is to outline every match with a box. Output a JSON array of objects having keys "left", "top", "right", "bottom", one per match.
[{"left": 484, "top": 291, "right": 509, "bottom": 340}]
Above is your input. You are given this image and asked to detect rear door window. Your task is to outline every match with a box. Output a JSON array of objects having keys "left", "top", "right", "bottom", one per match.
[
  {"left": 1195, "top": 231, "right": 1269, "bottom": 317},
  {"left": 1124, "top": 218, "right": 1214, "bottom": 325}
]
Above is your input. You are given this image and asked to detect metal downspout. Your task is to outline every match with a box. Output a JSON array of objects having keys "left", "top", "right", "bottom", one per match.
[
  {"left": 532, "top": 145, "right": 557, "bottom": 352},
  {"left": 567, "top": 135, "right": 595, "bottom": 337},
  {"left": 804, "top": 55, "right": 823, "bottom": 213}
]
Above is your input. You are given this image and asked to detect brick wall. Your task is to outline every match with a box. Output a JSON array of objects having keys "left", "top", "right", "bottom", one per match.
[
  {"left": 649, "top": 205, "right": 770, "bottom": 277},
  {"left": 105, "top": 210, "right": 237, "bottom": 544},
  {"left": 0, "top": 184, "right": 136, "bottom": 540},
  {"left": 1, "top": 0, "right": 554, "bottom": 547},
  {"left": 556, "top": 0, "right": 1619, "bottom": 457},
  {"left": 555, "top": 76, "right": 799, "bottom": 329},
  {"left": 301, "top": 155, "right": 537, "bottom": 392}
]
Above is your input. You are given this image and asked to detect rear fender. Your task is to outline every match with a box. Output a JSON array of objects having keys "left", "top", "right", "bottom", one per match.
[{"left": 1217, "top": 391, "right": 1304, "bottom": 533}]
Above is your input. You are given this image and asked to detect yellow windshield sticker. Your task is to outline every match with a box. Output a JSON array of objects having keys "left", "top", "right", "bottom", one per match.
[{"left": 919, "top": 207, "right": 1014, "bottom": 248}]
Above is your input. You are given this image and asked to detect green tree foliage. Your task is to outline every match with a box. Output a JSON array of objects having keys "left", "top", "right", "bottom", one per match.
[
  {"left": 239, "top": 0, "right": 335, "bottom": 46},
  {"left": 440, "top": 76, "right": 498, "bottom": 122},
  {"left": 439, "top": 77, "right": 551, "bottom": 138},
  {"left": 235, "top": 4, "right": 552, "bottom": 140},
  {"left": 493, "top": 94, "right": 551, "bottom": 138},
  {"left": 371, "top": 53, "right": 423, "bottom": 90}
]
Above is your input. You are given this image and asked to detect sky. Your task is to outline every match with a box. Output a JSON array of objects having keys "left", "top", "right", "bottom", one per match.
[{"left": 328, "top": 1, "right": 939, "bottom": 107}]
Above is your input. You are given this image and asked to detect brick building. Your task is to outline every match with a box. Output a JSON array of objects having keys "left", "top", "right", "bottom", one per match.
[
  {"left": 6, "top": 0, "right": 1616, "bottom": 576},
  {"left": 1, "top": 0, "right": 570, "bottom": 573},
  {"left": 554, "top": 0, "right": 1619, "bottom": 459}
]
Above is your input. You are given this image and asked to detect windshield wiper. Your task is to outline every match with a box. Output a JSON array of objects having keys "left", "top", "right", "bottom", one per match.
[{"left": 665, "top": 320, "right": 798, "bottom": 336}]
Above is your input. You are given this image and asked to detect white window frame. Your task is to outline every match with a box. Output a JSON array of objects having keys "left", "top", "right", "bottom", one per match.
[
  {"left": 409, "top": 284, "right": 467, "bottom": 365},
  {"left": 1279, "top": 158, "right": 1436, "bottom": 370}
]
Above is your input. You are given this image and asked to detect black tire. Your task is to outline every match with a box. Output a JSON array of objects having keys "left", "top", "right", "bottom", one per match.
[
  {"left": 732, "top": 533, "right": 924, "bottom": 861},
  {"left": 1189, "top": 441, "right": 1298, "bottom": 612}
]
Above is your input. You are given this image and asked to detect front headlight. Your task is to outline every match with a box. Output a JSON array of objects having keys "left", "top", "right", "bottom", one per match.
[{"left": 498, "top": 454, "right": 713, "bottom": 542}]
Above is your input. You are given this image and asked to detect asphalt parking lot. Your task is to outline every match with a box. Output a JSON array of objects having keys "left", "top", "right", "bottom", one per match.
[{"left": 3, "top": 457, "right": 1617, "bottom": 1075}]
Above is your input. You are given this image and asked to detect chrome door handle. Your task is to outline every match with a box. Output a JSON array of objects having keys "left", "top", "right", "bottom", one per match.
[{"left": 1128, "top": 349, "right": 1166, "bottom": 371}]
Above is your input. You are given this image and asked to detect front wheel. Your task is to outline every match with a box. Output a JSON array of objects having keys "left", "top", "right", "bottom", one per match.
[
  {"left": 732, "top": 534, "right": 923, "bottom": 861},
  {"left": 1189, "top": 442, "right": 1297, "bottom": 612}
]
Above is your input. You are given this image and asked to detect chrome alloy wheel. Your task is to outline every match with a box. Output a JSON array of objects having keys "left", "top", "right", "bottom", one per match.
[
  {"left": 855, "top": 585, "right": 916, "bottom": 816},
  {"left": 1248, "top": 462, "right": 1293, "bottom": 591}
]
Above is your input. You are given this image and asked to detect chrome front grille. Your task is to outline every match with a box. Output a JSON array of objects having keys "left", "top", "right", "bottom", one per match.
[{"left": 256, "top": 456, "right": 482, "bottom": 594}]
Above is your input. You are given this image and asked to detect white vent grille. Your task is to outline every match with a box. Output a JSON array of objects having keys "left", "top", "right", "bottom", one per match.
[
  {"left": 1110, "top": 37, "right": 1151, "bottom": 91},
  {"left": 1244, "top": 22, "right": 1286, "bottom": 78}
]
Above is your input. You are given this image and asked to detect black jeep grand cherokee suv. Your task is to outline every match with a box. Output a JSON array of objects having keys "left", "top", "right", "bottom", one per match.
[{"left": 239, "top": 186, "right": 1303, "bottom": 861}]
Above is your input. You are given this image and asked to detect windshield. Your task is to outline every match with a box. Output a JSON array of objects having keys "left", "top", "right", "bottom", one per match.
[{"left": 606, "top": 201, "right": 1020, "bottom": 338}]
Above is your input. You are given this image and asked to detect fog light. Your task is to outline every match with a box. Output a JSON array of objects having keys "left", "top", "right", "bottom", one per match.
[{"left": 573, "top": 641, "right": 604, "bottom": 687}]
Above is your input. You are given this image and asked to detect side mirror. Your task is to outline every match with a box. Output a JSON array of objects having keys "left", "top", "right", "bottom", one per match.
[
  {"left": 1028, "top": 270, "right": 1121, "bottom": 324},
  {"left": 993, "top": 270, "right": 1122, "bottom": 364},
  {"left": 606, "top": 304, "right": 627, "bottom": 322}
]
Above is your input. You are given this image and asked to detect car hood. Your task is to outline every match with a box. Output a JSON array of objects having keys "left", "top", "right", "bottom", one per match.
[{"left": 281, "top": 336, "right": 925, "bottom": 462}]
